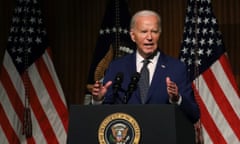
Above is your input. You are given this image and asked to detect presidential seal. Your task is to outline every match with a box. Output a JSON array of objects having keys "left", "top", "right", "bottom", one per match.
[{"left": 98, "top": 112, "right": 141, "bottom": 144}]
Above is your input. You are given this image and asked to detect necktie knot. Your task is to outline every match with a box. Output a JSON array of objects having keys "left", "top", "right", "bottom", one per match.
[{"left": 141, "top": 59, "right": 150, "bottom": 70}]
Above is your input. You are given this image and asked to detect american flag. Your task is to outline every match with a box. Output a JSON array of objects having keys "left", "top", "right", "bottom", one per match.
[
  {"left": 180, "top": 0, "right": 240, "bottom": 143},
  {"left": 86, "top": 0, "right": 135, "bottom": 94},
  {"left": 0, "top": 0, "right": 68, "bottom": 143}
]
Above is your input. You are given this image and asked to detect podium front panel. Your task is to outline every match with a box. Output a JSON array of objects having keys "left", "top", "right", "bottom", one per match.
[{"left": 67, "top": 104, "right": 195, "bottom": 144}]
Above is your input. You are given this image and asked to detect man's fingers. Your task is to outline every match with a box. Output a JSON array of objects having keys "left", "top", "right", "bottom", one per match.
[
  {"left": 104, "top": 81, "right": 112, "bottom": 89},
  {"left": 166, "top": 76, "right": 170, "bottom": 84}
]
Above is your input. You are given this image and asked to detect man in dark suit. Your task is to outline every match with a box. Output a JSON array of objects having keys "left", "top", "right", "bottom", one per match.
[{"left": 91, "top": 10, "right": 200, "bottom": 123}]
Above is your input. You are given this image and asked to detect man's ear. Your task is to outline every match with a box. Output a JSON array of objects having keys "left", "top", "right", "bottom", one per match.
[{"left": 129, "top": 30, "right": 135, "bottom": 42}]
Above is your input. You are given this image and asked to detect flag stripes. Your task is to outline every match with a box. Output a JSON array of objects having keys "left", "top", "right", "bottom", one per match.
[
  {"left": 0, "top": 0, "right": 68, "bottom": 143},
  {"left": 194, "top": 88, "right": 227, "bottom": 143},
  {"left": 0, "top": 102, "right": 21, "bottom": 144},
  {"left": 219, "top": 55, "right": 240, "bottom": 97},
  {"left": 193, "top": 54, "right": 240, "bottom": 143},
  {"left": 180, "top": 0, "right": 240, "bottom": 143},
  {"left": 35, "top": 51, "right": 68, "bottom": 131},
  {"left": 0, "top": 49, "right": 68, "bottom": 143}
]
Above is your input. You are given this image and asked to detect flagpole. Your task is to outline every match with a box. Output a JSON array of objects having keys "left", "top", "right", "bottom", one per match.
[
  {"left": 193, "top": 0, "right": 199, "bottom": 90},
  {"left": 193, "top": 1, "right": 203, "bottom": 143}
]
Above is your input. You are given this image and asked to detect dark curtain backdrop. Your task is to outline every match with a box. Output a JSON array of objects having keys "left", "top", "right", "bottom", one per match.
[{"left": 0, "top": 0, "right": 239, "bottom": 105}]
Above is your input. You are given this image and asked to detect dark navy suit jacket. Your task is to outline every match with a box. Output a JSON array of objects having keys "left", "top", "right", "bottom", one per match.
[{"left": 102, "top": 51, "right": 200, "bottom": 123}]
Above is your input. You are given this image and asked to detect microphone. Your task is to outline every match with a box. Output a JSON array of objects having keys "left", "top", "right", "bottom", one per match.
[
  {"left": 112, "top": 72, "right": 124, "bottom": 96},
  {"left": 124, "top": 72, "right": 140, "bottom": 103}
]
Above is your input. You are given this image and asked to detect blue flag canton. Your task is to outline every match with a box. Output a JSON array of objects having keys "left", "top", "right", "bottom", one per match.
[
  {"left": 179, "top": 0, "right": 225, "bottom": 81},
  {"left": 97, "top": 0, "right": 135, "bottom": 58},
  {"left": 7, "top": 0, "right": 48, "bottom": 74}
]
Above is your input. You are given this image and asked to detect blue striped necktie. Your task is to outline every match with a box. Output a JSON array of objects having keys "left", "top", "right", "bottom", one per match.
[{"left": 139, "top": 59, "right": 150, "bottom": 103}]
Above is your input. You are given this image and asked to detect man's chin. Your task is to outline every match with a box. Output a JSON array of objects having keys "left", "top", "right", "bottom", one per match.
[{"left": 145, "top": 49, "right": 158, "bottom": 58}]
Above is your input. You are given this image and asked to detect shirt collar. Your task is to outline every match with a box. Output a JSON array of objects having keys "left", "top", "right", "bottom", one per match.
[{"left": 136, "top": 50, "right": 160, "bottom": 64}]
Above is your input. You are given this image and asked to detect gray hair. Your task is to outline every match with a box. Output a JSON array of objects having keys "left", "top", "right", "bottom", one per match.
[{"left": 130, "top": 10, "right": 162, "bottom": 32}]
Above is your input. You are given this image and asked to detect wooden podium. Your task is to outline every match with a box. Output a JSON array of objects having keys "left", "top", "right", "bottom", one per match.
[{"left": 67, "top": 104, "right": 195, "bottom": 144}]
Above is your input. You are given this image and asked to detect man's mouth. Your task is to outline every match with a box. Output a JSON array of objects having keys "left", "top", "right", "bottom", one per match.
[{"left": 144, "top": 43, "right": 154, "bottom": 46}]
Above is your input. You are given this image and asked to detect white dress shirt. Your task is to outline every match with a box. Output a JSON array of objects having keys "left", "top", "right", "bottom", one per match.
[{"left": 136, "top": 50, "right": 160, "bottom": 85}]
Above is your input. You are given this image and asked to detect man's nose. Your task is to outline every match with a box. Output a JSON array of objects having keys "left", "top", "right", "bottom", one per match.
[{"left": 146, "top": 32, "right": 153, "bottom": 40}]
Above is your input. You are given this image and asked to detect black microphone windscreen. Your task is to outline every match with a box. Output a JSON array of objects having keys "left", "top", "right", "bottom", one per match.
[{"left": 112, "top": 72, "right": 124, "bottom": 93}]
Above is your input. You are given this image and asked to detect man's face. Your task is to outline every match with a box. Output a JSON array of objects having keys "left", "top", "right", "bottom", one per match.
[{"left": 130, "top": 15, "right": 161, "bottom": 58}]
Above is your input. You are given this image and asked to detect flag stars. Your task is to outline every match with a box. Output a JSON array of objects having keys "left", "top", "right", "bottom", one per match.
[
  {"left": 198, "top": 48, "right": 204, "bottom": 55},
  {"left": 185, "top": 16, "right": 189, "bottom": 23},
  {"left": 198, "top": 7, "right": 204, "bottom": 14},
  {"left": 35, "top": 37, "right": 42, "bottom": 44},
  {"left": 16, "top": 7, "right": 22, "bottom": 13},
  {"left": 209, "top": 28, "right": 215, "bottom": 35},
  {"left": 42, "top": 30, "right": 47, "bottom": 35},
  {"left": 26, "top": 48, "right": 32, "bottom": 53},
  {"left": 19, "top": 37, "right": 25, "bottom": 43},
  {"left": 14, "top": 37, "right": 18, "bottom": 43},
  {"left": 100, "top": 27, "right": 129, "bottom": 35},
  {"left": 216, "top": 39, "right": 222, "bottom": 46},
  {"left": 184, "top": 37, "right": 191, "bottom": 45},
  {"left": 192, "top": 38, "right": 197, "bottom": 45},
  {"left": 206, "top": 48, "right": 212, "bottom": 56},
  {"left": 112, "top": 27, "right": 117, "bottom": 32},
  {"left": 187, "top": 58, "right": 192, "bottom": 65},
  {"left": 181, "top": 47, "right": 188, "bottom": 54},
  {"left": 211, "top": 18, "right": 217, "bottom": 24},
  {"left": 190, "top": 48, "right": 195, "bottom": 55},
  {"left": 123, "top": 29, "right": 128, "bottom": 34},
  {"left": 199, "top": 38, "right": 205, "bottom": 46},
  {"left": 191, "top": 17, "right": 196, "bottom": 24},
  {"left": 99, "top": 29, "right": 104, "bottom": 35},
  {"left": 208, "top": 38, "right": 214, "bottom": 45},
  {"left": 118, "top": 27, "right": 123, "bottom": 33},
  {"left": 28, "top": 27, "right": 34, "bottom": 34},
  {"left": 21, "top": 27, "right": 26, "bottom": 33},
  {"left": 15, "top": 56, "right": 22, "bottom": 63},
  {"left": 10, "top": 27, "right": 15, "bottom": 33},
  {"left": 12, "top": 17, "right": 20, "bottom": 23},
  {"left": 17, "top": 47, "right": 23, "bottom": 53},
  {"left": 23, "top": 7, "right": 29, "bottom": 13},
  {"left": 180, "top": 57, "right": 186, "bottom": 63},
  {"left": 38, "top": 18, "right": 42, "bottom": 24},
  {"left": 30, "top": 17, "right": 36, "bottom": 24},
  {"left": 11, "top": 47, "right": 16, "bottom": 53},
  {"left": 197, "top": 17, "right": 202, "bottom": 24},
  {"left": 205, "top": 7, "right": 211, "bottom": 14},
  {"left": 22, "top": 18, "right": 27, "bottom": 24},
  {"left": 204, "top": 17, "right": 209, "bottom": 24},
  {"left": 188, "top": 27, "right": 193, "bottom": 34},
  {"left": 180, "top": 0, "right": 226, "bottom": 83},
  {"left": 187, "top": 6, "right": 191, "bottom": 13},
  {"left": 8, "top": 36, "right": 12, "bottom": 42},
  {"left": 197, "top": 28, "right": 200, "bottom": 34},
  {"left": 105, "top": 28, "right": 110, "bottom": 34},
  {"left": 202, "top": 28, "right": 207, "bottom": 35},
  {"left": 195, "top": 59, "right": 201, "bottom": 66},
  {"left": 27, "top": 37, "right": 33, "bottom": 43}
]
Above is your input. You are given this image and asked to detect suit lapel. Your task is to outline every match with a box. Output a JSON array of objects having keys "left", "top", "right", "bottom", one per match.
[{"left": 146, "top": 52, "right": 168, "bottom": 102}]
